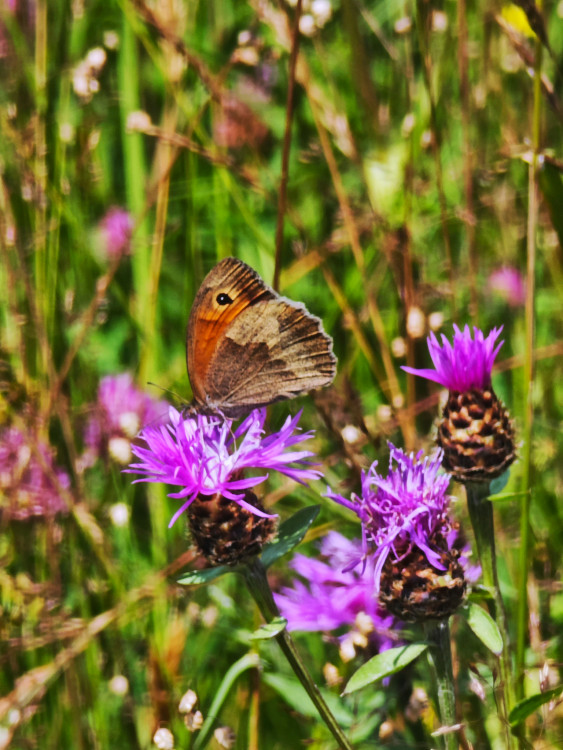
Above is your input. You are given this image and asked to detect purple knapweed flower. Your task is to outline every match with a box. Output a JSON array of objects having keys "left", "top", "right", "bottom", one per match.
[
  {"left": 487, "top": 267, "right": 526, "bottom": 307},
  {"left": 327, "top": 444, "right": 453, "bottom": 595},
  {"left": 99, "top": 207, "right": 134, "bottom": 259},
  {"left": 402, "top": 325, "right": 516, "bottom": 483},
  {"left": 275, "top": 531, "right": 397, "bottom": 654},
  {"left": 0, "top": 427, "right": 70, "bottom": 520},
  {"left": 402, "top": 324, "right": 504, "bottom": 392},
  {"left": 83, "top": 373, "right": 168, "bottom": 467},
  {"left": 127, "top": 407, "right": 321, "bottom": 528}
]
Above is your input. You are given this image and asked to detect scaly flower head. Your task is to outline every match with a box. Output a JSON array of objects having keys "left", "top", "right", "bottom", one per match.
[
  {"left": 0, "top": 427, "right": 70, "bottom": 521},
  {"left": 402, "top": 324, "right": 504, "bottom": 392},
  {"left": 328, "top": 445, "right": 468, "bottom": 621},
  {"left": 402, "top": 325, "right": 516, "bottom": 483},
  {"left": 275, "top": 532, "right": 397, "bottom": 655},
  {"left": 329, "top": 445, "right": 452, "bottom": 596},
  {"left": 127, "top": 407, "right": 321, "bottom": 529}
]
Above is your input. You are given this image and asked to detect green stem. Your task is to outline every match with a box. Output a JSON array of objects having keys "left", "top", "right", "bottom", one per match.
[
  {"left": 465, "top": 483, "right": 514, "bottom": 749},
  {"left": 34, "top": 0, "right": 48, "bottom": 394},
  {"left": 423, "top": 620, "right": 457, "bottom": 750},
  {"left": 516, "top": 3, "right": 542, "bottom": 709},
  {"left": 118, "top": 13, "right": 150, "bottom": 377},
  {"left": 465, "top": 483, "right": 497, "bottom": 594},
  {"left": 241, "top": 558, "right": 354, "bottom": 750}
]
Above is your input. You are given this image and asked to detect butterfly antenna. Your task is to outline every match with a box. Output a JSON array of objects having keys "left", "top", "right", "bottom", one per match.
[{"left": 146, "top": 381, "right": 190, "bottom": 406}]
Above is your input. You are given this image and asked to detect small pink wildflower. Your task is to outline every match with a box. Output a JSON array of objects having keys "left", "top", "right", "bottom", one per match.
[
  {"left": 84, "top": 373, "right": 168, "bottom": 466},
  {"left": 0, "top": 427, "right": 70, "bottom": 520},
  {"left": 99, "top": 207, "right": 134, "bottom": 259},
  {"left": 487, "top": 267, "right": 526, "bottom": 307}
]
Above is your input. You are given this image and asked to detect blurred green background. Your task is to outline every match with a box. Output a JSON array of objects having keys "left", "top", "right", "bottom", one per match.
[{"left": 1, "top": 0, "right": 562, "bottom": 747}]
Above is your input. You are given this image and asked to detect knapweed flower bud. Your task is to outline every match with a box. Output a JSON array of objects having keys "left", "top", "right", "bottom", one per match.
[
  {"left": 108, "top": 674, "right": 129, "bottom": 696},
  {"left": 178, "top": 689, "right": 198, "bottom": 714},
  {"left": 213, "top": 95, "right": 269, "bottom": 151},
  {"left": 214, "top": 726, "right": 236, "bottom": 749},
  {"left": 127, "top": 408, "right": 322, "bottom": 567},
  {"left": 153, "top": 727, "right": 174, "bottom": 750},
  {"left": 184, "top": 710, "right": 203, "bottom": 732},
  {"left": 403, "top": 325, "right": 516, "bottom": 483},
  {"left": 187, "top": 489, "right": 277, "bottom": 566}
]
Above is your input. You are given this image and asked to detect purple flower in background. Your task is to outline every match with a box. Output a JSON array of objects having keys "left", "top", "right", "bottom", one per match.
[
  {"left": 402, "top": 324, "right": 504, "bottom": 392},
  {"left": 1, "top": 0, "right": 34, "bottom": 59},
  {"left": 0, "top": 427, "right": 70, "bottom": 521},
  {"left": 328, "top": 445, "right": 453, "bottom": 595},
  {"left": 487, "top": 267, "right": 526, "bottom": 307},
  {"left": 99, "top": 207, "right": 134, "bottom": 259},
  {"left": 127, "top": 407, "right": 321, "bottom": 528},
  {"left": 83, "top": 373, "right": 168, "bottom": 466},
  {"left": 275, "top": 532, "right": 397, "bottom": 655}
]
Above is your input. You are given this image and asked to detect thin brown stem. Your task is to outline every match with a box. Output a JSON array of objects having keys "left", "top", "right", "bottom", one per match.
[
  {"left": 140, "top": 98, "right": 178, "bottom": 383},
  {"left": 309, "top": 97, "right": 409, "bottom": 441},
  {"left": 415, "top": 0, "right": 456, "bottom": 317},
  {"left": 273, "top": 0, "right": 303, "bottom": 291},
  {"left": 46, "top": 257, "right": 121, "bottom": 418}
]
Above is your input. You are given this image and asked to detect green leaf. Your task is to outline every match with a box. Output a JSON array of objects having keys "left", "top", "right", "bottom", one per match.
[
  {"left": 489, "top": 469, "right": 511, "bottom": 496},
  {"left": 488, "top": 490, "right": 530, "bottom": 503},
  {"left": 193, "top": 653, "right": 260, "bottom": 749},
  {"left": 461, "top": 603, "right": 503, "bottom": 655},
  {"left": 261, "top": 505, "right": 320, "bottom": 569},
  {"left": 539, "top": 161, "right": 563, "bottom": 248},
  {"left": 343, "top": 644, "right": 428, "bottom": 695},
  {"left": 250, "top": 617, "right": 287, "bottom": 640},
  {"left": 262, "top": 672, "right": 355, "bottom": 727},
  {"left": 177, "top": 565, "right": 230, "bottom": 586},
  {"left": 509, "top": 685, "right": 563, "bottom": 726},
  {"left": 467, "top": 585, "right": 495, "bottom": 603}
]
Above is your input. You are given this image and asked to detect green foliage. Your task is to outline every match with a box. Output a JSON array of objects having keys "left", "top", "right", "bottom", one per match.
[
  {"left": 261, "top": 504, "right": 320, "bottom": 569},
  {"left": 509, "top": 685, "right": 563, "bottom": 727},
  {"left": 343, "top": 644, "right": 428, "bottom": 695},
  {"left": 460, "top": 603, "right": 503, "bottom": 656}
]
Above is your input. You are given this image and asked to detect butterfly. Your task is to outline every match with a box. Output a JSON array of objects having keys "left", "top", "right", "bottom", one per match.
[{"left": 186, "top": 257, "right": 336, "bottom": 417}]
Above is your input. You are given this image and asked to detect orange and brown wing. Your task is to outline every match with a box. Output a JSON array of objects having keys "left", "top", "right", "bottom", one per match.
[
  {"left": 187, "top": 257, "right": 336, "bottom": 416},
  {"left": 204, "top": 295, "right": 336, "bottom": 415},
  {"left": 186, "top": 257, "right": 273, "bottom": 406}
]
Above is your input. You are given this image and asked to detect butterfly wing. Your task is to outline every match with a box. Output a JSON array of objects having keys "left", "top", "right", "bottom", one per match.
[{"left": 186, "top": 257, "right": 336, "bottom": 416}]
